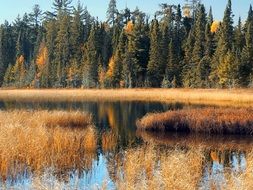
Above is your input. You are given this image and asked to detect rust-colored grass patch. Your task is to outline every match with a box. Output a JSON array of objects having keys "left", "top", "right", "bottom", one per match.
[{"left": 137, "top": 108, "right": 253, "bottom": 135}]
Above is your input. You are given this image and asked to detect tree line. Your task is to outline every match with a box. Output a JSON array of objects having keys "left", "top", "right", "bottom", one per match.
[{"left": 0, "top": 0, "right": 253, "bottom": 88}]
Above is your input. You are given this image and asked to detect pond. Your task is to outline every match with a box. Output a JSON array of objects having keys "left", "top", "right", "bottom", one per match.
[{"left": 0, "top": 101, "right": 252, "bottom": 189}]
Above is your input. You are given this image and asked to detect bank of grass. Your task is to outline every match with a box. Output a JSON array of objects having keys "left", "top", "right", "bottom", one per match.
[
  {"left": 0, "top": 89, "right": 253, "bottom": 106},
  {"left": 137, "top": 108, "right": 253, "bottom": 135},
  {"left": 0, "top": 110, "right": 97, "bottom": 181}
]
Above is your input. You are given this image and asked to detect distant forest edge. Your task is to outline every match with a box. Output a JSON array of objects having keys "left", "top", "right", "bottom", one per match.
[{"left": 0, "top": 0, "right": 253, "bottom": 89}]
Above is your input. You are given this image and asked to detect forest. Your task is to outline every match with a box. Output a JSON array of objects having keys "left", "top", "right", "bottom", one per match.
[{"left": 0, "top": 0, "right": 252, "bottom": 89}]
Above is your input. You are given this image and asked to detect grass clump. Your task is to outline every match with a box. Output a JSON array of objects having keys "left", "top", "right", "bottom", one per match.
[
  {"left": 0, "top": 110, "right": 97, "bottom": 181},
  {"left": 137, "top": 108, "right": 253, "bottom": 135}
]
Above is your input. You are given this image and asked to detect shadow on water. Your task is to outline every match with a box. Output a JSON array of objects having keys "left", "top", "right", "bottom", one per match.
[{"left": 0, "top": 100, "right": 252, "bottom": 189}]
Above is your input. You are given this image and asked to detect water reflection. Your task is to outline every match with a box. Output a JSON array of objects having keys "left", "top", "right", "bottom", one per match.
[{"left": 0, "top": 101, "right": 252, "bottom": 189}]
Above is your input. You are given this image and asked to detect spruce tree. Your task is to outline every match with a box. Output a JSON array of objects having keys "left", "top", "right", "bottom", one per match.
[
  {"left": 55, "top": 13, "right": 71, "bottom": 87},
  {"left": 107, "top": 0, "right": 117, "bottom": 26},
  {"left": 147, "top": 18, "right": 162, "bottom": 87},
  {"left": 82, "top": 25, "right": 99, "bottom": 88},
  {"left": 221, "top": 0, "right": 234, "bottom": 52},
  {"left": 190, "top": 4, "right": 207, "bottom": 87}
]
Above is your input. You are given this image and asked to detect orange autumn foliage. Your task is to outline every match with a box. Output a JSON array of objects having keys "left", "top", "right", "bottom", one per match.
[
  {"left": 125, "top": 21, "right": 134, "bottom": 34},
  {"left": 106, "top": 56, "right": 115, "bottom": 79},
  {"left": 211, "top": 21, "right": 220, "bottom": 33},
  {"left": 36, "top": 45, "right": 48, "bottom": 71},
  {"left": 18, "top": 55, "right": 25, "bottom": 64}
]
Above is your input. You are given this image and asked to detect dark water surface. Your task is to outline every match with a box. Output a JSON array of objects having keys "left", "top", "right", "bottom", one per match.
[{"left": 0, "top": 101, "right": 251, "bottom": 189}]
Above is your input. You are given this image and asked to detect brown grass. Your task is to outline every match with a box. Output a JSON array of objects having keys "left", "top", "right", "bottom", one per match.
[
  {"left": 1, "top": 89, "right": 253, "bottom": 107},
  {"left": 137, "top": 108, "right": 253, "bottom": 135},
  {"left": 0, "top": 110, "right": 97, "bottom": 181}
]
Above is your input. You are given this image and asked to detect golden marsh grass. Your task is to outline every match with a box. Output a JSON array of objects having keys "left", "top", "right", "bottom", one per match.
[
  {"left": 1, "top": 89, "right": 253, "bottom": 107},
  {"left": 114, "top": 143, "right": 253, "bottom": 190},
  {"left": 115, "top": 144, "right": 204, "bottom": 190},
  {"left": 0, "top": 110, "right": 97, "bottom": 181},
  {"left": 137, "top": 108, "right": 253, "bottom": 135}
]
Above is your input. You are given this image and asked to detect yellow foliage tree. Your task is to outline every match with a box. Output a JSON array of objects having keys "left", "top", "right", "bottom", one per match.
[
  {"left": 36, "top": 43, "right": 48, "bottom": 73},
  {"left": 106, "top": 56, "right": 115, "bottom": 79},
  {"left": 18, "top": 55, "right": 25, "bottom": 65},
  {"left": 124, "top": 21, "right": 134, "bottom": 34},
  {"left": 211, "top": 21, "right": 220, "bottom": 33}
]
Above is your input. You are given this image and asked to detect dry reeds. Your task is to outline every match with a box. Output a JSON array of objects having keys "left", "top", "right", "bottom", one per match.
[
  {"left": 0, "top": 110, "right": 97, "bottom": 181},
  {"left": 102, "top": 131, "right": 118, "bottom": 152},
  {"left": 1, "top": 89, "right": 253, "bottom": 107},
  {"left": 115, "top": 144, "right": 204, "bottom": 190},
  {"left": 137, "top": 108, "right": 253, "bottom": 135}
]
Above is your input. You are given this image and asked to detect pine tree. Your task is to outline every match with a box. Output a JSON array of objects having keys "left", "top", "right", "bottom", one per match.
[
  {"left": 167, "top": 40, "right": 177, "bottom": 84},
  {"left": 217, "top": 51, "right": 237, "bottom": 88},
  {"left": 208, "top": 7, "right": 213, "bottom": 25},
  {"left": 186, "top": 4, "right": 207, "bottom": 88},
  {"left": 210, "top": 0, "right": 234, "bottom": 87},
  {"left": 147, "top": 18, "right": 162, "bottom": 87},
  {"left": 82, "top": 26, "right": 99, "bottom": 88},
  {"left": 240, "top": 23, "right": 253, "bottom": 86},
  {"left": 70, "top": 1, "right": 85, "bottom": 63},
  {"left": 234, "top": 17, "right": 244, "bottom": 53},
  {"left": 110, "top": 30, "right": 127, "bottom": 87},
  {"left": 55, "top": 13, "right": 71, "bottom": 87},
  {"left": 182, "top": 30, "right": 195, "bottom": 87},
  {"left": 45, "top": 20, "right": 57, "bottom": 87},
  {"left": 221, "top": 0, "right": 234, "bottom": 52},
  {"left": 107, "top": 0, "right": 117, "bottom": 26}
]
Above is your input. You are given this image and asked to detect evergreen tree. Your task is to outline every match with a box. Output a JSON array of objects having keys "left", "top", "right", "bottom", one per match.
[
  {"left": 109, "top": 30, "right": 127, "bottom": 87},
  {"left": 70, "top": 1, "right": 85, "bottom": 63},
  {"left": 221, "top": 0, "right": 234, "bottom": 52},
  {"left": 107, "top": 0, "right": 117, "bottom": 26},
  {"left": 217, "top": 51, "right": 238, "bottom": 88},
  {"left": 82, "top": 25, "right": 99, "bottom": 88},
  {"left": 207, "top": 7, "right": 213, "bottom": 25},
  {"left": 55, "top": 13, "right": 71, "bottom": 87},
  {"left": 147, "top": 18, "right": 162, "bottom": 87}
]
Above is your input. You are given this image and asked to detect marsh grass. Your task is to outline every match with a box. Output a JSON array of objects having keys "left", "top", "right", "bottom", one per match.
[
  {"left": 1, "top": 89, "right": 253, "bottom": 107},
  {"left": 115, "top": 144, "right": 204, "bottom": 190},
  {"left": 137, "top": 108, "right": 253, "bottom": 135},
  {"left": 102, "top": 131, "right": 118, "bottom": 153},
  {"left": 0, "top": 110, "right": 97, "bottom": 181},
  {"left": 114, "top": 143, "right": 253, "bottom": 190}
]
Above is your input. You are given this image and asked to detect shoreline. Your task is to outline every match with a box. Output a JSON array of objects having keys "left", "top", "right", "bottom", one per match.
[{"left": 0, "top": 88, "right": 253, "bottom": 107}]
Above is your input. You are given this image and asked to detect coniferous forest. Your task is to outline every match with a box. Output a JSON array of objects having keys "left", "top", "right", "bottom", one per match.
[{"left": 0, "top": 0, "right": 253, "bottom": 89}]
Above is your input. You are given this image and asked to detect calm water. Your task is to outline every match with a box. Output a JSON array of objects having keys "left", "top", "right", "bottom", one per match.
[{"left": 0, "top": 101, "right": 252, "bottom": 189}]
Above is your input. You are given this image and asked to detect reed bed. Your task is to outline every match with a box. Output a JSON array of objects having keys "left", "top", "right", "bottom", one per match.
[
  {"left": 1, "top": 89, "right": 253, "bottom": 107},
  {"left": 102, "top": 131, "right": 118, "bottom": 153},
  {"left": 137, "top": 108, "right": 253, "bottom": 135},
  {"left": 114, "top": 143, "right": 253, "bottom": 190},
  {"left": 0, "top": 110, "right": 97, "bottom": 181},
  {"left": 114, "top": 144, "right": 204, "bottom": 190}
]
